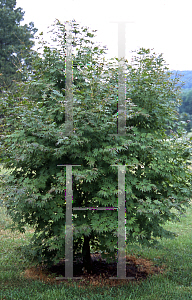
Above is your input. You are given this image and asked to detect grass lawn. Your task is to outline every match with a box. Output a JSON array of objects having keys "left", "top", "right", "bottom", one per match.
[{"left": 0, "top": 164, "right": 192, "bottom": 299}]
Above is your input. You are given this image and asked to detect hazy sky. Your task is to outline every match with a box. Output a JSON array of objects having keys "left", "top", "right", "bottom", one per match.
[{"left": 16, "top": 0, "right": 192, "bottom": 71}]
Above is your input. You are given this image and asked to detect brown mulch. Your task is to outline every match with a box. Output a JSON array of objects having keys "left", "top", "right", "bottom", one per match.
[{"left": 22, "top": 252, "right": 166, "bottom": 288}]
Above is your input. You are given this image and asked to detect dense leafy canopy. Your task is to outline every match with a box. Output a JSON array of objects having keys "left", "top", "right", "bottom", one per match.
[
  {"left": 0, "top": 0, "right": 37, "bottom": 89},
  {"left": 1, "top": 20, "right": 192, "bottom": 272},
  {"left": 0, "top": 0, "right": 37, "bottom": 150}
]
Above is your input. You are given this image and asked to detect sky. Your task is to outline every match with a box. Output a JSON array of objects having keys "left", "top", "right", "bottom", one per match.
[{"left": 16, "top": 0, "right": 192, "bottom": 71}]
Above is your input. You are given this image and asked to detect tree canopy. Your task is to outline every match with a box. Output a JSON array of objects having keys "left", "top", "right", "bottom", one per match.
[
  {"left": 1, "top": 20, "right": 192, "bottom": 274},
  {"left": 0, "top": 0, "right": 37, "bottom": 90},
  {"left": 0, "top": 0, "right": 37, "bottom": 150}
]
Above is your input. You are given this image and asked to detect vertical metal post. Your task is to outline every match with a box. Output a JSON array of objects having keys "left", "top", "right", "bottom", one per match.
[{"left": 56, "top": 20, "right": 135, "bottom": 281}]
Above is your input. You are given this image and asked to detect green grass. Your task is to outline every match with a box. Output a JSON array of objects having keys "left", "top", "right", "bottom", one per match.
[{"left": 1, "top": 165, "right": 192, "bottom": 299}]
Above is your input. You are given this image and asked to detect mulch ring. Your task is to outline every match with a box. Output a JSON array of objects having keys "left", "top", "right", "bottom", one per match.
[{"left": 22, "top": 252, "right": 166, "bottom": 288}]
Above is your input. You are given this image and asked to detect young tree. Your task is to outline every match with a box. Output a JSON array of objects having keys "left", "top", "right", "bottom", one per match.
[{"left": 1, "top": 20, "right": 192, "bottom": 274}]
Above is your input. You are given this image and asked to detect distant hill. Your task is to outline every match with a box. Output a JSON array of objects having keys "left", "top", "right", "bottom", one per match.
[{"left": 169, "top": 70, "right": 192, "bottom": 90}]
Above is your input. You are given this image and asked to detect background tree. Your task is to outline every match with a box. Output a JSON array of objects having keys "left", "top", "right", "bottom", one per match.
[
  {"left": 0, "top": 0, "right": 37, "bottom": 158},
  {"left": 178, "top": 112, "right": 191, "bottom": 132},
  {"left": 160, "top": 71, "right": 192, "bottom": 133},
  {"left": 0, "top": 0, "right": 37, "bottom": 90},
  {"left": 174, "top": 88, "right": 192, "bottom": 132},
  {"left": 1, "top": 20, "right": 192, "bottom": 274}
]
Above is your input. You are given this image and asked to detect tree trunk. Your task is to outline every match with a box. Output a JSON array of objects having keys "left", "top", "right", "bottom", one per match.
[{"left": 82, "top": 234, "right": 92, "bottom": 273}]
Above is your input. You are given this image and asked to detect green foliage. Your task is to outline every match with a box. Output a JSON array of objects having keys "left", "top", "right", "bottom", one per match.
[
  {"left": 0, "top": 20, "right": 192, "bottom": 267},
  {"left": 167, "top": 71, "right": 192, "bottom": 133},
  {"left": 175, "top": 88, "right": 192, "bottom": 132},
  {"left": 178, "top": 112, "right": 191, "bottom": 132},
  {"left": 0, "top": 0, "right": 37, "bottom": 89},
  {"left": 0, "top": 0, "right": 37, "bottom": 144},
  {"left": 179, "top": 88, "right": 192, "bottom": 115}
]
